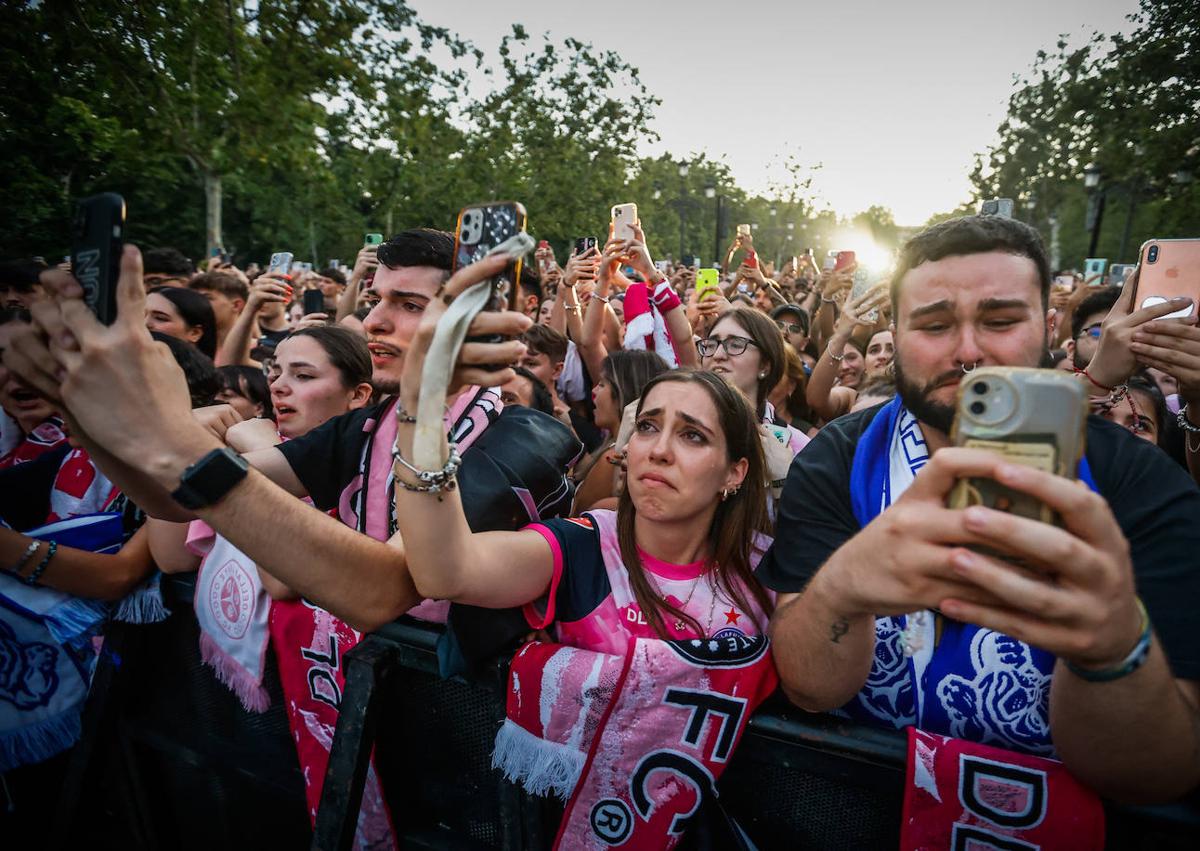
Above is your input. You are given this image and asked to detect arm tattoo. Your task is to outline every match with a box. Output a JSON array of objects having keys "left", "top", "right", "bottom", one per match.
[{"left": 829, "top": 616, "right": 850, "bottom": 644}]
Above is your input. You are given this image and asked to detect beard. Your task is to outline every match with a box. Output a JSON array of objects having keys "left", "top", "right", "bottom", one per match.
[
  {"left": 893, "top": 357, "right": 958, "bottom": 434},
  {"left": 372, "top": 377, "right": 400, "bottom": 395},
  {"left": 892, "top": 339, "right": 1054, "bottom": 435}
]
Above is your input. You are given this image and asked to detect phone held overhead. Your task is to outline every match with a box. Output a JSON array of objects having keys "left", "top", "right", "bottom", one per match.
[
  {"left": 1130, "top": 239, "right": 1200, "bottom": 321},
  {"left": 610, "top": 203, "right": 638, "bottom": 242},
  {"left": 72, "top": 192, "right": 126, "bottom": 325}
]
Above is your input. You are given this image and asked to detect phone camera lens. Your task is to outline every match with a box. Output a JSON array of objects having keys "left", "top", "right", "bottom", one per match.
[
  {"left": 1147, "top": 245, "right": 1159, "bottom": 264},
  {"left": 972, "top": 381, "right": 988, "bottom": 395},
  {"left": 969, "top": 401, "right": 987, "bottom": 416}
]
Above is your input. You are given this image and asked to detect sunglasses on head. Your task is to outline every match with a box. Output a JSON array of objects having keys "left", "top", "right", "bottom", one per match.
[{"left": 776, "top": 320, "right": 804, "bottom": 336}]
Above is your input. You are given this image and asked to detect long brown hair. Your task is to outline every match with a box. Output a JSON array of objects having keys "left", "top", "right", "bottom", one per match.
[{"left": 615, "top": 369, "right": 774, "bottom": 638}]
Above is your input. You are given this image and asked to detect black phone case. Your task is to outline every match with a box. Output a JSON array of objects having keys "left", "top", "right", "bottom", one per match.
[
  {"left": 574, "top": 237, "right": 598, "bottom": 255},
  {"left": 72, "top": 193, "right": 125, "bottom": 325},
  {"left": 303, "top": 289, "right": 325, "bottom": 316}
]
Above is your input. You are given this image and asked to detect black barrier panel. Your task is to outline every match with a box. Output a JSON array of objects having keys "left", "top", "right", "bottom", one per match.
[{"left": 59, "top": 577, "right": 1200, "bottom": 850}]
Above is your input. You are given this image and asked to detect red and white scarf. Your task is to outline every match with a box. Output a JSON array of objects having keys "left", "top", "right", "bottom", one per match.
[
  {"left": 495, "top": 636, "right": 778, "bottom": 850},
  {"left": 622, "top": 282, "right": 680, "bottom": 368},
  {"left": 0, "top": 416, "right": 67, "bottom": 469},
  {"left": 900, "top": 727, "right": 1104, "bottom": 851}
]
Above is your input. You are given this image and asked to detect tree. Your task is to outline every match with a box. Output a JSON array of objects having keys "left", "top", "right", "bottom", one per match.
[{"left": 967, "top": 0, "right": 1200, "bottom": 267}]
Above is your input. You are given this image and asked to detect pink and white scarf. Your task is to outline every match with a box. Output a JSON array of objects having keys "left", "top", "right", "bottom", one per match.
[{"left": 496, "top": 636, "right": 777, "bottom": 850}]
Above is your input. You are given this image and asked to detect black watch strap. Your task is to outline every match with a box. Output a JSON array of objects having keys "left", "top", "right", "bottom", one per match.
[{"left": 171, "top": 447, "right": 250, "bottom": 509}]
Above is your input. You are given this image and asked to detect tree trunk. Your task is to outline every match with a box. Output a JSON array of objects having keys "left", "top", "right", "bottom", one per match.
[{"left": 204, "top": 171, "right": 223, "bottom": 258}]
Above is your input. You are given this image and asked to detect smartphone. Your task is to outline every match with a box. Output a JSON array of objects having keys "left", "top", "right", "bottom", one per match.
[
  {"left": 821, "top": 254, "right": 837, "bottom": 272},
  {"left": 1108, "top": 263, "right": 1136, "bottom": 286},
  {"left": 453, "top": 200, "right": 529, "bottom": 312},
  {"left": 574, "top": 236, "right": 598, "bottom": 255},
  {"left": 1053, "top": 274, "right": 1075, "bottom": 290},
  {"left": 979, "top": 198, "right": 1014, "bottom": 218},
  {"left": 695, "top": 268, "right": 720, "bottom": 301},
  {"left": 849, "top": 268, "right": 879, "bottom": 322},
  {"left": 611, "top": 203, "right": 638, "bottom": 242},
  {"left": 654, "top": 260, "right": 670, "bottom": 274},
  {"left": 1084, "top": 258, "right": 1108, "bottom": 281},
  {"left": 268, "top": 252, "right": 294, "bottom": 276},
  {"left": 833, "top": 250, "right": 856, "bottom": 272},
  {"left": 71, "top": 192, "right": 126, "bottom": 324},
  {"left": 364, "top": 232, "right": 384, "bottom": 246},
  {"left": 744, "top": 251, "right": 758, "bottom": 270},
  {"left": 330, "top": 259, "right": 340, "bottom": 270},
  {"left": 736, "top": 223, "right": 751, "bottom": 237},
  {"left": 302, "top": 288, "right": 325, "bottom": 316},
  {"left": 682, "top": 254, "right": 697, "bottom": 268},
  {"left": 1132, "top": 239, "right": 1200, "bottom": 320},
  {"left": 948, "top": 367, "right": 1087, "bottom": 526}
]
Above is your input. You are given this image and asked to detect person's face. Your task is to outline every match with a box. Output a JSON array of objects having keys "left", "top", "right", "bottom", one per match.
[
  {"left": 1071, "top": 310, "right": 1105, "bottom": 369},
  {"left": 702, "top": 315, "right": 765, "bottom": 405},
  {"left": 270, "top": 336, "right": 360, "bottom": 438},
  {"left": 144, "top": 292, "right": 203, "bottom": 346},
  {"left": 775, "top": 315, "right": 807, "bottom": 351},
  {"left": 592, "top": 373, "right": 619, "bottom": 432},
  {"left": 610, "top": 297, "right": 625, "bottom": 326},
  {"left": 892, "top": 251, "right": 1051, "bottom": 434},
  {"left": 0, "top": 322, "right": 56, "bottom": 433},
  {"left": 0, "top": 284, "right": 41, "bottom": 310},
  {"left": 838, "top": 345, "right": 865, "bottom": 389},
  {"left": 519, "top": 349, "right": 561, "bottom": 389},
  {"left": 142, "top": 273, "right": 188, "bottom": 289},
  {"left": 360, "top": 264, "right": 445, "bottom": 393},
  {"left": 1146, "top": 367, "right": 1179, "bottom": 398},
  {"left": 865, "top": 330, "right": 894, "bottom": 376},
  {"left": 499, "top": 374, "right": 535, "bottom": 408},
  {"left": 195, "top": 288, "right": 243, "bottom": 332},
  {"left": 625, "top": 381, "right": 747, "bottom": 524},
  {"left": 316, "top": 276, "right": 344, "bottom": 303},
  {"left": 538, "top": 299, "right": 555, "bottom": 326},
  {"left": 1102, "top": 389, "right": 1159, "bottom": 444},
  {"left": 216, "top": 379, "right": 264, "bottom": 420},
  {"left": 287, "top": 302, "right": 305, "bottom": 328},
  {"left": 754, "top": 288, "right": 773, "bottom": 312}
]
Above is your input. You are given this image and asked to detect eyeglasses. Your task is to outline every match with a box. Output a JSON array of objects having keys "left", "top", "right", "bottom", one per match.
[
  {"left": 776, "top": 320, "right": 805, "bottom": 336},
  {"left": 1079, "top": 323, "right": 1103, "bottom": 340},
  {"left": 697, "top": 335, "right": 758, "bottom": 358}
]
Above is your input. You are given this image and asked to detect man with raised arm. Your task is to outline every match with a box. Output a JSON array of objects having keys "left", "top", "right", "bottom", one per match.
[{"left": 759, "top": 215, "right": 1200, "bottom": 805}]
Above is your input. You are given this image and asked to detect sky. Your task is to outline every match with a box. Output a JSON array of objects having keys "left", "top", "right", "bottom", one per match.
[{"left": 410, "top": 0, "right": 1140, "bottom": 225}]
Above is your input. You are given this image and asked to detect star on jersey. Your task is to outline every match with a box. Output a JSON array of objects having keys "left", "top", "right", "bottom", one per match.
[{"left": 724, "top": 608, "right": 741, "bottom": 625}]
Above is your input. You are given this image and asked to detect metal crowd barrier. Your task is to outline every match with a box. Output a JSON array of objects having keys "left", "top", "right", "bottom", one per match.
[{"left": 51, "top": 575, "right": 1200, "bottom": 850}]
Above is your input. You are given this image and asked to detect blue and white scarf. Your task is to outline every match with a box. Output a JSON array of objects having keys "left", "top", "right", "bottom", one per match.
[
  {"left": 844, "top": 397, "right": 1097, "bottom": 756},
  {"left": 0, "top": 513, "right": 165, "bottom": 771}
]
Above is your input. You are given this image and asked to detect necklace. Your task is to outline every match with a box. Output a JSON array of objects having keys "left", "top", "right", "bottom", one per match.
[{"left": 667, "top": 571, "right": 720, "bottom": 635}]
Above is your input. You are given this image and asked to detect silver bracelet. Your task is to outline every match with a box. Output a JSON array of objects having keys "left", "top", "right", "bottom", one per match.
[
  {"left": 593, "top": 294, "right": 610, "bottom": 304},
  {"left": 1176, "top": 404, "right": 1200, "bottom": 434},
  {"left": 826, "top": 340, "right": 845, "bottom": 362},
  {"left": 391, "top": 441, "right": 463, "bottom": 494}
]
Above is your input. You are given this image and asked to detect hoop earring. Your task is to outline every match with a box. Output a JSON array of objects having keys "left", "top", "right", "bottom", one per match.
[{"left": 720, "top": 488, "right": 730, "bottom": 501}]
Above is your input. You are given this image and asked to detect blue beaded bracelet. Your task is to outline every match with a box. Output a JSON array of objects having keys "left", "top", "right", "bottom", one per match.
[
  {"left": 24, "top": 540, "right": 57, "bottom": 586},
  {"left": 1064, "top": 599, "right": 1152, "bottom": 683}
]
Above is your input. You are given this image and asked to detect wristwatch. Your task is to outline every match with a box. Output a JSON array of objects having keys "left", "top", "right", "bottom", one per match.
[{"left": 170, "top": 447, "right": 250, "bottom": 509}]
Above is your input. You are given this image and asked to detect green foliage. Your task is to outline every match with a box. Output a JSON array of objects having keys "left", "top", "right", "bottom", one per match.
[
  {"left": 963, "top": 0, "right": 1200, "bottom": 267},
  {"left": 1, "top": 1, "right": 896, "bottom": 272}
]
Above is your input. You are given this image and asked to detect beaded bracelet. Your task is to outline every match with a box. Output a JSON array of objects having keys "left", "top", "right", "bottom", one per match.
[
  {"left": 24, "top": 540, "right": 57, "bottom": 586},
  {"left": 9, "top": 539, "right": 39, "bottom": 576},
  {"left": 1064, "top": 598, "right": 1152, "bottom": 683},
  {"left": 826, "top": 340, "right": 845, "bottom": 362}
]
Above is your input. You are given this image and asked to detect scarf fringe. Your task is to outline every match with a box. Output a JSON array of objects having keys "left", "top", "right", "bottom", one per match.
[
  {"left": 0, "top": 708, "right": 80, "bottom": 772},
  {"left": 491, "top": 716, "right": 583, "bottom": 801},
  {"left": 42, "top": 596, "right": 108, "bottom": 648},
  {"left": 198, "top": 630, "right": 270, "bottom": 713},
  {"left": 114, "top": 576, "right": 168, "bottom": 624}
]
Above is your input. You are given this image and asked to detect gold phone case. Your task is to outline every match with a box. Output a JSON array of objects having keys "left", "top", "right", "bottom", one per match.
[{"left": 948, "top": 367, "right": 1087, "bottom": 525}]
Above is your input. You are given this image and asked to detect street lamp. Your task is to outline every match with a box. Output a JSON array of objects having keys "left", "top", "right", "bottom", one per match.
[
  {"left": 677, "top": 162, "right": 690, "bottom": 261},
  {"left": 678, "top": 163, "right": 690, "bottom": 178},
  {"left": 705, "top": 182, "right": 724, "bottom": 267},
  {"left": 1083, "top": 164, "right": 1106, "bottom": 259}
]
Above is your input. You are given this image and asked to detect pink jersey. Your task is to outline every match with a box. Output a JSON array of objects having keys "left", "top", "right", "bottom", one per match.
[{"left": 523, "top": 509, "right": 774, "bottom": 657}]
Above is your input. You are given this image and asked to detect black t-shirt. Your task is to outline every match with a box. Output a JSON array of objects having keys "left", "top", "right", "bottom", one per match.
[{"left": 757, "top": 404, "right": 1200, "bottom": 681}]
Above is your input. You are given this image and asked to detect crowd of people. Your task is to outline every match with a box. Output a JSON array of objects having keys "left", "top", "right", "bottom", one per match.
[{"left": 1, "top": 207, "right": 1199, "bottom": 848}]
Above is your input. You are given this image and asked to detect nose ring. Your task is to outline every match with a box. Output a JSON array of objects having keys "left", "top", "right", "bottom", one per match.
[{"left": 961, "top": 361, "right": 979, "bottom": 374}]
